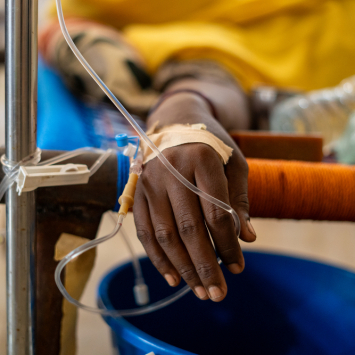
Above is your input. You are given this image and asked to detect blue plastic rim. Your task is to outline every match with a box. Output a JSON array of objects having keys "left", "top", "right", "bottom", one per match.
[{"left": 98, "top": 252, "right": 355, "bottom": 355}]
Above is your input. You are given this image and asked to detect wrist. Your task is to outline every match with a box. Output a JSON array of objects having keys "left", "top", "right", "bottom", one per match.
[
  {"left": 169, "top": 79, "right": 251, "bottom": 131},
  {"left": 147, "top": 92, "right": 214, "bottom": 128},
  {"left": 147, "top": 93, "right": 239, "bottom": 152},
  {"left": 149, "top": 89, "right": 219, "bottom": 120}
]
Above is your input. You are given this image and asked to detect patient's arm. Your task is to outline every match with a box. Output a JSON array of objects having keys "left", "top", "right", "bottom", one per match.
[
  {"left": 40, "top": 20, "right": 257, "bottom": 301},
  {"left": 133, "top": 78, "right": 256, "bottom": 302},
  {"left": 154, "top": 75, "right": 250, "bottom": 130}
]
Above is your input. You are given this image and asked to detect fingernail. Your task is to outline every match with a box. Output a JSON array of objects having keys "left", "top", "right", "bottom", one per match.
[
  {"left": 164, "top": 274, "right": 176, "bottom": 286},
  {"left": 247, "top": 220, "right": 256, "bottom": 237},
  {"left": 208, "top": 286, "right": 224, "bottom": 300},
  {"left": 227, "top": 263, "right": 243, "bottom": 274},
  {"left": 194, "top": 286, "right": 208, "bottom": 299}
]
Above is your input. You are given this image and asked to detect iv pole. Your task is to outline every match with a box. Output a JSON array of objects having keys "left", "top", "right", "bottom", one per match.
[{"left": 5, "top": 0, "right": 38, "bottom": 354}]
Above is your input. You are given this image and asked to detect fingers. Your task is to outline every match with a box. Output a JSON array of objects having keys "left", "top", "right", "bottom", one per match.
[
  {"left": 194, "top": 146, "right": 245, "bottom": 274},
  {"left": 137, "top": 157, "right": 228, "bottom": 301},
  {"left": 166, "top": 175, "right": 227, "bottom": 302},
  {"left": 147, "top": 189, "right": 213, "bottom": 300},
  {"left": 135, "top": 176, "right": 215, "bottom": 301},
  {"left": 133, "top": 185, "right": 181, "bottom": 287},
  {"left": 225, "top": 150, "right": 257, "bottom": 243}
]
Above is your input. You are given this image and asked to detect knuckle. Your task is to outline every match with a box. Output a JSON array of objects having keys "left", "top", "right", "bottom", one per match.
[
  {"left": 196, "top": 144, "right": 215, "bottom": 160},
  {"left": 140, "top": 171, "right": 150, "bottom": 185},
  {"left": 136, "top": 227, "right": 153, "bottom": 245},
  {"left": 196, "top": 262, "right": 215, "bottom": 280},
  {"left": 163, "top": 147, "right": 178, "bottom": 165},
  {"left": 179, "top": 265, "right": 197, "bottom": 282},
  {"left": 155, "top": 225, "right": 176, "bottom": 246},
  {"left": 140, "top": 162, "right": 163, "bottom": 187},
  {"left": 206, "top": 204, "right": 232, "bottom": 226},
  {"left": 234, "top": 193, "right": 250, "bottom": 212},
  {"left": 141, "top": 169, "right": 155, "bottom": 189},
  {"left": 177, "top": 215, "right": 200, "bottom": 239}
]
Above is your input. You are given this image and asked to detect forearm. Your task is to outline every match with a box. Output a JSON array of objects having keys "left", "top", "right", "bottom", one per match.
[{"left": 148, "top": 78, "right": 251, "bottom": 132}]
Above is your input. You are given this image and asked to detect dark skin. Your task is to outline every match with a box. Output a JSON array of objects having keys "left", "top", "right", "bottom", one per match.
[{"left": 133, "top": 78, "right": 257, "bottom": 302}]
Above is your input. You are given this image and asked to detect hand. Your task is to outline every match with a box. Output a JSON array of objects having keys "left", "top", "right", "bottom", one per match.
[{"left": 133, "top": 93, "right": 256, "bottom": 302}]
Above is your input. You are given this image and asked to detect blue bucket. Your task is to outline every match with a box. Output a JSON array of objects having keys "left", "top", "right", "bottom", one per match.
[{"left": 98, "top": 252, "right": 355, "bottom": 355}]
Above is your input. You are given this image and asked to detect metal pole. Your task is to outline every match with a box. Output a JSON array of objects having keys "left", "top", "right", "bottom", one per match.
[{"left": 5, "top": 0, "right": 38, "bottom": 354}]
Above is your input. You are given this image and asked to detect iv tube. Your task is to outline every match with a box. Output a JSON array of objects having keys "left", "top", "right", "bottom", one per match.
[
  {"left": 55, "top": 214, "right": 193, "bottom": 317},
  {"left": 108, "top": 212, "right": 144, "bottom": 284}
]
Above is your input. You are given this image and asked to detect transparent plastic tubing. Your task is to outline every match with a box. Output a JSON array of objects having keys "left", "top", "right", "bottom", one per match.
[
  {"left": 55, "top": 215, "right": 194, "bottom": 317},
  {"left": 109, "top": 212, "right": 144, "bottom": 284},
  {"left": 55, "top": 0, "right": 240, "bottom": 233}
]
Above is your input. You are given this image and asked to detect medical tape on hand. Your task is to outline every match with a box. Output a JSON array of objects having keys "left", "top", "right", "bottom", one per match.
[{"left": 140, "top": 122, "right": 233, "bottom": 165}]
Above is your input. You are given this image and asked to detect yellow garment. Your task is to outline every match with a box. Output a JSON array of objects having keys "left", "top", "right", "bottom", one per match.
[{"left": 53, "top": 0, "right": 355, "bottom": 91}]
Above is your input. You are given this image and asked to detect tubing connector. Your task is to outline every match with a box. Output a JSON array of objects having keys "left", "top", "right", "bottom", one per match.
[
  {"left": 118, "top": 173, "right": 139, "bottom": 216},
  {"left": 133, "top": 283, "right": 150, "bottom": 306}
]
